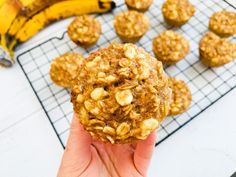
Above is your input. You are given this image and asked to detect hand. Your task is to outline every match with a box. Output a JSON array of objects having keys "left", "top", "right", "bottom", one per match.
[{"left": 57, "top": 115, "right": 156, "bottom": 177}]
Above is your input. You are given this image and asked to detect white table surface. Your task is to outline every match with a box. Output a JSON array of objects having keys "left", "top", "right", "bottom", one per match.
[{"left": 0, "top": 1, "right": 236, "bottom": 176}]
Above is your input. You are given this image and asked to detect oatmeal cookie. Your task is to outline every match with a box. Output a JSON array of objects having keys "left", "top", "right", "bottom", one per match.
[
  {"left": 168, "top": 78, "right": 192, "bottom": 116},
  {"left": 199, "top": 32, "right": 236, "bottom": 67},
  {"left": 162, "top": 0, "right": 195, "bottom": 26},
  {"left": 67, "top": 15, "right": 101, "bottom": 47},
  {"left": 209, "top": 11, "right": 236, "bottom": 37},
  {"left": 153, "top": 30, "right": 190, "bottom": 64},
  {"left": 125, "top": 0, "right": 153, "bottom": 12},
  {"left": 50, "top": 53, "right": 85, "bottom": 88},
  {"left": 114, "top": 11, "right": 149, "bottom": 43},
  {"left": 71, "top": 43, "right": 171, "bottom": 144}
]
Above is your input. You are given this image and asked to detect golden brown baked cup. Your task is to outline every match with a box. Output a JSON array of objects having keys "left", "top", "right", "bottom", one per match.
[
  {"left": 152, "top": 30, "right": 190, "bottom": 65},
  {"left": 50, "top": 53, "right": 85, "bottom": 88},
  {"left": 71, "top": 43, "right": 171, "bottom": 144},
  {"left": 199, "top": 32, "right": 236, "bottom": 67},
  {"left": 125, "top": 0, "right": 153, "bottom": 12},
  {"left": 162, "top": 0, "right": 195, "bottom": 26},
  {"left": 67, "top": 15, "right": 101, "bottom": 48},
  {"left": 209, "top": 11, "right": 236, "bottom": 37},
  {"left": 168, "top": 78, "right": 192, "bottom": 116},
  {"left": 114, "top": 11, "right": 149, "bottom": 43}
]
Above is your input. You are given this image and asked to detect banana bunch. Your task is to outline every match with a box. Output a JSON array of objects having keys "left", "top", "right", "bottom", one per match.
[{"left": 0, "top": 0, "right": 115, "bottom": 67}]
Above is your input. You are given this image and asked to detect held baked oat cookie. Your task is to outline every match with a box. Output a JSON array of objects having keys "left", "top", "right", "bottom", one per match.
[
  {"left": 114, "top": 11, "right": 149, "bottom": 43},
  {"left": 168, "top": 78, "right": 192, "bottom": 116},
  {"left": 67, "top": 15, "right": 101, "bottom": 47},
  {"left": 162, "top": 0, "right": 195, "bottom": 26},
  {"left": 50, "top": 53, "right": 85, "bottom": 88},
  {"left": 125, "top": 0, "right": 153, "bottom": 12},
  {"left": 209, "top": 11, "right": 236, "bottom": 37},
  {"left": 71, "top": 43, "right": 171, "bottom": 144},
  {"left": 199, "top": 32, "right": 236, "bottom": 67},
  {"left": 152, "top": 30, "right": 190, "bottom": 65}
]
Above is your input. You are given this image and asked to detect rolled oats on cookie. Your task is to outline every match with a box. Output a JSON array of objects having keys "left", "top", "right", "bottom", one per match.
[
  {"left": 50, "top": 53, "right": 85, "bottom": 88},
  {"left": 209, "top": 11, "right": 236, "bottom": 37},
  {"left": 153, "top": 30, "right": 190, "bottom": 64},
  {"left": 168, "top": 78, "right": 192, "bottom": 116},
  {"left": 114, "top": 11, "right": 149, "bottom": 43},
  {"left": 162, "top": 0, "right": 195, "bottom": 26},
  {"left": 71, "top": 43, "right": 171, "bottom": 144},
  {"left": 67, "top": 15, "right": 101, "bottom": 47},
  {"left": 125, "top": 0, "right": 153, "bottom": 12},
  {"left": 199, "top": 32, "right": 236, "bottom": 67}
]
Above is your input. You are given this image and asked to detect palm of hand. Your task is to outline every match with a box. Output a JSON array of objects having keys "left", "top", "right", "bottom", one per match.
[
  {"left": 58, "top": 117, "right": 156, "bottom": 177},
  {"left": 82, "top": 141, "right": 145, "bottom": 177}
]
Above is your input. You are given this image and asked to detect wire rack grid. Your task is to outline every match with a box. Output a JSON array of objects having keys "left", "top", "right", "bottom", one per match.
[{"left": 17, "top": 0, "right": 236, "bottom": 148}]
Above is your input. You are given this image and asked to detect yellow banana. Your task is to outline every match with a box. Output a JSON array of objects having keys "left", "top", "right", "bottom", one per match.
[
  {"left": 8, "top": 0, "right": 114, "bottom": 37},
  {"left": 17, "top": 0, "right": 33, "bottom": 10},
  {"left": 18, "top": 0, "right": 35, "bottom": 6},
  {"left": 8, "top": 0, "right": 62, "bottom": 36},
  {"left": 18, "top": 0, "right": 63, "bottom": 17},
  {"left": 8, "top": 16, "right": 27, "bottom": 36},
  {"left": 8, "top": 0, "right": 64, "bottom": 36},
  {"left": 7, "top": 0, "right": 64, "bottom": 36},
  {"left": 0, "top": 0, "right": 6, "bottom": 8},
  {"left": 14, "top": 0, "right": 115, "bottom": 42},
  {"left": 0, "top": 0, "right": 21, "bottom": 34}
]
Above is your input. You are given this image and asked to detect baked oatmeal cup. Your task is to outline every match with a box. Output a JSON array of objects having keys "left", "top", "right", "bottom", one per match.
[
  {"left": 162, "top": 0, "right": 195, "bottom": 26},
  {"left": 168, "top": 78, "right": 192, "bottom": 116},
  {"left": 114, "top": 11, "right": 149, "bottom": 43},
  {"left": 153, "top": 30, "right": 190, "bottom": 65},
  {"left": 67, "top": 15, "right": 101, "bottom": 48},
  {"left": 209, "top": 11, "right": 236, "bottom": 37},
  {"left": 125, "top": 0, "right": 153, "bottom": 12},
  {"left": 50, "top": 53, "right": 85, "bottom": 88},
  {"left": 71, "top": 43, "right": 171, "bottom": 144},
  {"left": 199, "top": 32, "right": 236, "bottom": 67}
]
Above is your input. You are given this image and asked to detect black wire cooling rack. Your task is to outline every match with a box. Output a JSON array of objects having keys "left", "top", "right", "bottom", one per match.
[{"left": 17, "top": 0, "right": 236, "bottom": 148}]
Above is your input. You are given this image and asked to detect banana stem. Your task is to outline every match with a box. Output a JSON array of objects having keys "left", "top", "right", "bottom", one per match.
[
  {"left": 8, "top": 39, "right": 17, "bottom": 57},
  {"left": 0, "top": 34, "right": 14, "bottom": 66},
  {"left": 0, "top": 34, "right": 7, "bottom": 48}
]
